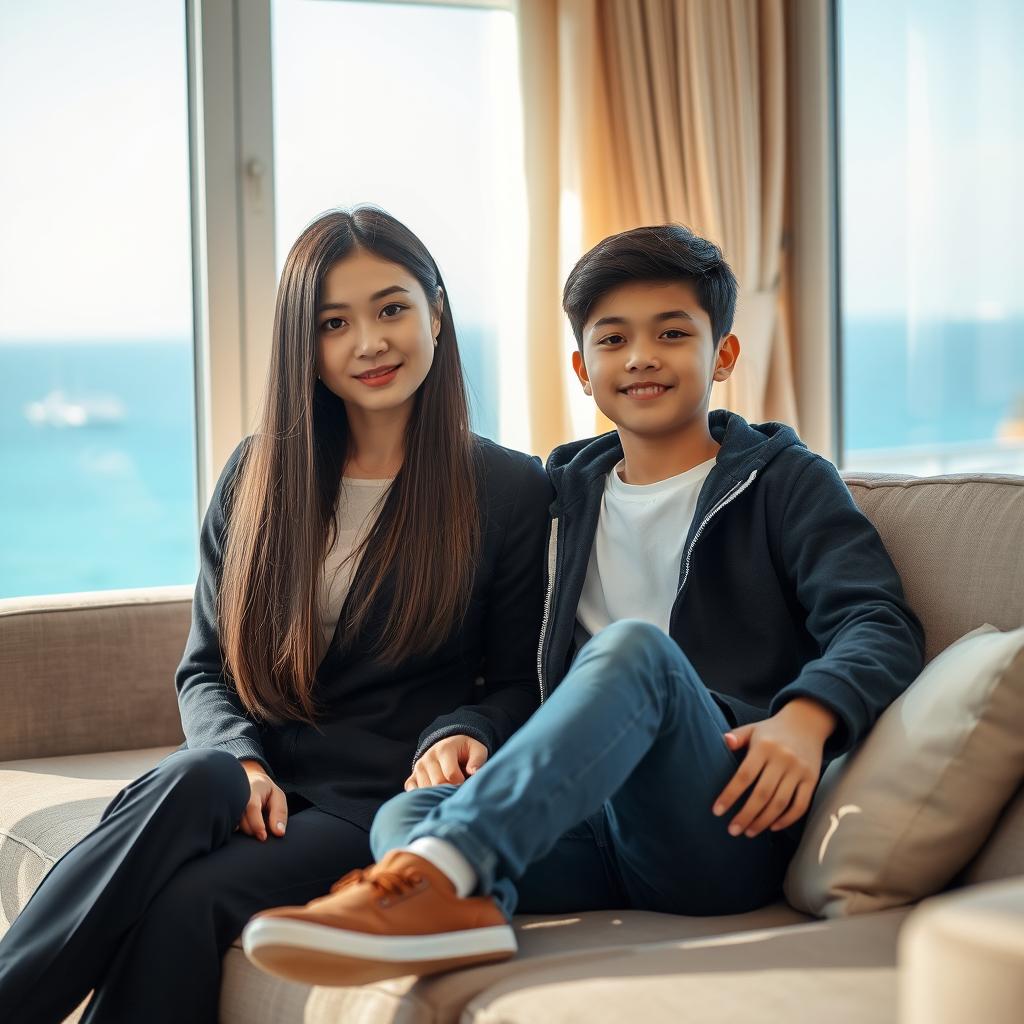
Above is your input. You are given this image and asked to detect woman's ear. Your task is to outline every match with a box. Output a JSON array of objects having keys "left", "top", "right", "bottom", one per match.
[{"left": 432, "top": 286, "right": 445, "bottom": 342}]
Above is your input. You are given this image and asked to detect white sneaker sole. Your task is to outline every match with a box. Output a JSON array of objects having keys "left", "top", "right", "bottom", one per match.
[{"left": 241, "top": 916, "right": 518, "bottom": 986}]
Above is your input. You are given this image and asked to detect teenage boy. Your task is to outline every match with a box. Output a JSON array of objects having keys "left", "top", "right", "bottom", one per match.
[{"left": 241, "top": 224, "right": 925, "bottom": 986}]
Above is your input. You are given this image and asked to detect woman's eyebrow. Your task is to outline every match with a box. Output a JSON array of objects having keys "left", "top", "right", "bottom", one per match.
[{"left": 319, "top": 286, "right": 411, "bottom": 312}]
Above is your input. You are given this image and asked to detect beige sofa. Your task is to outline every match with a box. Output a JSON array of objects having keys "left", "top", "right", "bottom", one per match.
[{"left": 2, "top": 471, "right": 1023, "bottom": 1024}]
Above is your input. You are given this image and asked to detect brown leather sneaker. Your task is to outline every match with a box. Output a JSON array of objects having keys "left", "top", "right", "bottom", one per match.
[{"left": 241, "top": 850, "right": 517, "bottom": 986}]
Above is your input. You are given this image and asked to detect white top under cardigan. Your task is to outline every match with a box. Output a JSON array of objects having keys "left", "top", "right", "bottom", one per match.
[{"left": 317, "top": 476, "right": 392, "bottom": 659}]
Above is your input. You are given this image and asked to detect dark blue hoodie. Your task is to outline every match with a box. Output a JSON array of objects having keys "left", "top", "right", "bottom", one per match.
[{"left": 536, "top": 409, "right": 926, "bottom": 764}]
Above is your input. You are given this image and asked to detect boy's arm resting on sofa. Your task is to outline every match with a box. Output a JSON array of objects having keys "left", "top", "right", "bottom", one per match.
[
  {"left": 413, "top": 456, "right": 552, "bottom": 764},
  {"left": 175, "top": 438, "right": 274, "bottom": 778},
  {"left": 768, "top": 454, "right": 927, "bottom": 761}
]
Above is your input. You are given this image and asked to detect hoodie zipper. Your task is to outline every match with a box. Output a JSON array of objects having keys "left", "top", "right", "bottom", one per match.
[
  {"left": 536, "top": 467, "right": 758, "bottom": 705},
  {"left": 676, "top": 468, "right": 759, "bottom": 599},
  {"left": 535, "top": 517, "right": 559, "bottom": 705}
]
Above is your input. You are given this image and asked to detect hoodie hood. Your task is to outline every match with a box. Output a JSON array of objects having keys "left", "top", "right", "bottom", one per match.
[{"left": 546, "top": 409, "right": 806, "bottom": 516}]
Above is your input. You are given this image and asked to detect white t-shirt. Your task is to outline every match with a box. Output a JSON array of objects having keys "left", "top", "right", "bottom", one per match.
[
  {"left": 575, "top": 455, "right": 718, "bottom": 639},
  {"left": 318, "top": 476, "right": 392, "bottom": 657}
]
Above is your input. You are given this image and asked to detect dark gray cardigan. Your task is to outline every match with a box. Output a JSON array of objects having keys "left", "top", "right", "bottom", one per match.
[{"left": 174, "top": 434, "right": 552, "bottom": 828}]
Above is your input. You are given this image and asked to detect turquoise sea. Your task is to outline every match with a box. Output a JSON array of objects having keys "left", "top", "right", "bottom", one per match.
[{"left": 1, "top": 318, "right": 1020, "bottom": 599}]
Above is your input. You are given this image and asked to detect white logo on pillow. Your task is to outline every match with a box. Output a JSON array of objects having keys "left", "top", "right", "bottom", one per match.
[{"left": 819, "top": 805, "right": 862, "bottom": 865}]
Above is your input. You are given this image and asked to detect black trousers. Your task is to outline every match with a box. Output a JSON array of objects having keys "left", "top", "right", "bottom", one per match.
[{"left": 0, "top": 748, "right": 373, "bottom": 1024}]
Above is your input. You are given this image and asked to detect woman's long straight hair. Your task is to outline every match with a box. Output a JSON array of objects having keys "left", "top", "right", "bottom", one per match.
[{"left": 217, "top": 206, "right": 481, "bottom": 727}]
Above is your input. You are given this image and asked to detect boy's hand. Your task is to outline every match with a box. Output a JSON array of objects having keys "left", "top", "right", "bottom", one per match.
[
  {"left": 712, "top": 698, "right": 837, "bottom": 838},
  {"left": 405, "top": 734, "right": 489, "bottom": 791}
]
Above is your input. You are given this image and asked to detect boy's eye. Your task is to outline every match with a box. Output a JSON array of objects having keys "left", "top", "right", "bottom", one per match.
[
  {"left": 662, "top": 330, "right": 690, "bottom": 339},
  {"left": 381, "top": 303, "right": 406, "bottom": 317},
  {"left": 598, "top": 334, "right": 625, "bottom": 346}
]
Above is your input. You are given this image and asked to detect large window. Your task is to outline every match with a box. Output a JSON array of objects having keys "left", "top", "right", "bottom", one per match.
[
  {"left": 838, "top": 0, "right": 1024, "bottom": 474},
  {"left": 0, "top": 0, "right": 196, "bottom": 599},
  {"left": 271, "top": 0, "right": 528, "bottom": 445}
]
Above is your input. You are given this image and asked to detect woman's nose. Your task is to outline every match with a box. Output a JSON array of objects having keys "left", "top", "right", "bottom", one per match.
[{"left": 355, "top": 329, "right": 388, "bottom": 357}]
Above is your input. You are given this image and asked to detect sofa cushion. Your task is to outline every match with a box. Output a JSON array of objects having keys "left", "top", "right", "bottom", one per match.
[
  {"left": 460, "top": 906, "right": 913, "bottom": 1024},
  {"left": 783, "top": 624, "right": 1024, "bottom": 917},
  {"left": 218, "top": 902, "right": 815, "bottom": 1024},
  {"left": 1, "top": 746, "right": 813, "bottom": 1024},
  {"left": 842, "top": 474, "right": 1024, "bottom": 666},
  {"left": 0, "top": 746, "right": 179, "bottom": 938}
]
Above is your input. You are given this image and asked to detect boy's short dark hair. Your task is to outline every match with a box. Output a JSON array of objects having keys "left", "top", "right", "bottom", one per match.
[{"left": 562, "top": 224, "right": 738, "bottom": 349}]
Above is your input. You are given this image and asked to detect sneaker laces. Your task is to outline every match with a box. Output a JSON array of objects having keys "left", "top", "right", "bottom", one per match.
[{"left": 328, "top": 865, "right": 425, "bottom": 898}]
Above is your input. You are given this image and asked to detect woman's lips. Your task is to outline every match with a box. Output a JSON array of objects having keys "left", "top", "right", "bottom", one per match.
[{"left": 355, "top": 365, "right": 401, "bottom": 388}]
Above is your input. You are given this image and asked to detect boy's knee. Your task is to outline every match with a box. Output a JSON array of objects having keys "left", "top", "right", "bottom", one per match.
[{"left": 589, "top": 619, "right": 687, "bottom": 672}]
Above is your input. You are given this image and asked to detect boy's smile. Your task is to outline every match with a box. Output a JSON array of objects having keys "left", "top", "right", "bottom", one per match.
[
  {"left": 573, "top": 280, "right": 740, "bottom": 447},
  {"left": 619, "top": 380, "right": 672, "bottom": 399}
]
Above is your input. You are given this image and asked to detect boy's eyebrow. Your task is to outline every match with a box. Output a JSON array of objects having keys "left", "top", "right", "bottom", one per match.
[
  {"left": 590, "top": 309, "right": 696, "bottom": 330},
  {"left": 319, "top": 286, "right": 410, "bottom": 312}
]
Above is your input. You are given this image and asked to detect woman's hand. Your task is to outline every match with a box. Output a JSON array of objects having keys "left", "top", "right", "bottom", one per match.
[
  {"left": 711, "top": 698, "right": 837, "bottom": 838},
  {"left": 236, "top": 758, "right": 288, "bottom": 841},
  {"left": 404, "top": 735, "right": 489, "bottom": 791}
]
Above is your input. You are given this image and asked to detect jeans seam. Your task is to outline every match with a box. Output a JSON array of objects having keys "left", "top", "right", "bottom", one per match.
[{"left": 490, "top": 677, "right": 667, "bottom": 860}]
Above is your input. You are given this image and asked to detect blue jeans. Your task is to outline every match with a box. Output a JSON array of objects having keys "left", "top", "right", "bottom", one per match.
[{"left": 371, "top": 620, "right": 806, "bottom": 920}]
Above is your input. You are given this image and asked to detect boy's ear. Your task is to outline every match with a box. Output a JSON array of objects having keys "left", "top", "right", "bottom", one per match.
[
  {"left": 571, "top": 350, "right": 593, "bottom": 395},
  {"left": 712, "top": 334, "right": 741, "bottom": 381}
]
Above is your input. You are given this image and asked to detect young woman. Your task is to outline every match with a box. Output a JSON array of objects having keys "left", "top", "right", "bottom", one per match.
[{"left": 0, "top": 206, "right": 552, "bottom": 1024}]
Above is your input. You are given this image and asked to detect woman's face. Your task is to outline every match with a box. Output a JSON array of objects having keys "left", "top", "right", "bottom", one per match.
[{"left": 315, "top": 248, "right": 441, "bottom": 415}]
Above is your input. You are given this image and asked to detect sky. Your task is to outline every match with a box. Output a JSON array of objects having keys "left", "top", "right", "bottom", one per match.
[
  {"left": 1, "top": 0, "right": 1023, "bottom": 342},
  {"left": 0, "top": 0, "right": 526, "bottom": 342},
  {"left": 838, "top": 0, "right": 1024, "bottom": 319}
]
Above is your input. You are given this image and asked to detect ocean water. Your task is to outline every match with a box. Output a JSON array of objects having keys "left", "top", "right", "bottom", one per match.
[
  {"left": 840, "top": 317, "right": 1024, "bottom": 449},
  {"left": 1, "top": 319, "right": 1020, "bottom": 599},
  {"left": 0, "top": 328, "right": 499, "bottom": 599}
]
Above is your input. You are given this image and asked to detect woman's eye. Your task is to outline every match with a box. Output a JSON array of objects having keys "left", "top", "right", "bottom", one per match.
[
  {"left": 323, "top": 317, "right": 346, "bottom": 331},
  {"left": 380, "top": 303, "right": 406, "bottom": 317}
]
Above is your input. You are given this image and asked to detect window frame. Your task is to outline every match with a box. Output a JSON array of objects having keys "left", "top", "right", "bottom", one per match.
[
  {"left": 186, "top": 0, "right": 514, "bottom": 522},
  {"left": 785, "top": 0, "right": 842, "bottom": 465},
  {"left": 189, "top": 0, "right": 849, "bottom": 507}
]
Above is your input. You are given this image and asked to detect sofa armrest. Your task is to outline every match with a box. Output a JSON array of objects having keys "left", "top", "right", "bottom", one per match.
[
  {"left": 0, "top": 586, "right": 192, "bottom": 761},
  {"left": 899, "top": 874, "right": 1024, "bottom": 1024}
]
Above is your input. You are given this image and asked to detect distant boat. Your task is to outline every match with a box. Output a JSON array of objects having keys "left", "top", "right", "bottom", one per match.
[{"left": 23, "top": 389, "right": 126, "bottom": 428}]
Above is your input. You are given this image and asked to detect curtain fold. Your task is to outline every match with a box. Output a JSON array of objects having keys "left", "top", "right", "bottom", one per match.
[{"left": 516, "top": 0, "right": 799, "bottom": 449}]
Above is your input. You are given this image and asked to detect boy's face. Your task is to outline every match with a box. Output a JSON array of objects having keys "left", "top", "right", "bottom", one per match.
[{"left": 572, "top": 280, "right": 739, "bottom": 439}]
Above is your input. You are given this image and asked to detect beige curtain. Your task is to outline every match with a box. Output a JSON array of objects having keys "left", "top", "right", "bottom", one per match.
[{"left": 517, "top": 0, "right": 799, "bottom": 451}]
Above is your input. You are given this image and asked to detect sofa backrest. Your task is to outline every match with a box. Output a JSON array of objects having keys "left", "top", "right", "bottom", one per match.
[
  {"left": 843, "top": 472, "right": 1024, "bottom": 664},
  {"left": 2, "top": 471, "right": 1023, "bottom": 768},
  {"left": 0, "top": 586, "right": 192, "bottom": 760},
  {"left": 845, "top": 472, "right": 1024, "bottom": 887}
]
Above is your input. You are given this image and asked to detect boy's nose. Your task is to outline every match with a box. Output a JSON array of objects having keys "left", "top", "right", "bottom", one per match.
[{"left": 625, "top": 349, "right": 659, "bottom": 371}]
